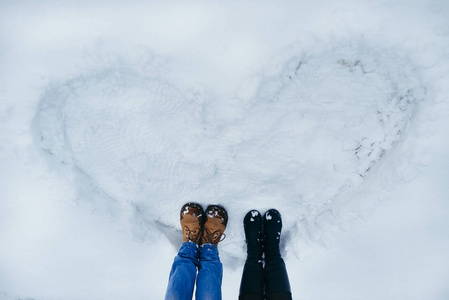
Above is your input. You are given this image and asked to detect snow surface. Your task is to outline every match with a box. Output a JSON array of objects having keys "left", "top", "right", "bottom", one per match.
[{"left": 1, "top": 0, "right": 449, "bottom": 299}]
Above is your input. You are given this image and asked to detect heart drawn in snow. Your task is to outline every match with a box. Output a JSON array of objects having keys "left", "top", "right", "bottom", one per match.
[{"left": 35, "top": 43, "right": 424, "bottom": 257}]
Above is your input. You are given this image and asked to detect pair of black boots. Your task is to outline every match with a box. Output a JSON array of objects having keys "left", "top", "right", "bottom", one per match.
[{"left": 239, "top": 209, "right": 292, "bottom": 300}]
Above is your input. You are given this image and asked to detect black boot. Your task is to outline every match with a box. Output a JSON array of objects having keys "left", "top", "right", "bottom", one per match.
[
  {"left": 239, "top": 210, "right": 264, "bottom": 300},
  {"left": 244, "top": 210, "right": 264, "bottom": 262},
  {"left": 264, "top": 209, "right": 291, "bottom": 300}
]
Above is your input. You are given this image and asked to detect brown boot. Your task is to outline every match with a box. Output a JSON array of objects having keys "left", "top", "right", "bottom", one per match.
[
  {"left": 202, "top": 205, "right": 228, "bottom": 246},
  {"left": 180, "top": 202, "right": 204, "bottom": 245}
]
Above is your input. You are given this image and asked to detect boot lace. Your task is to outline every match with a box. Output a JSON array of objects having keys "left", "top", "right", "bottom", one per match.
[
  {"left": 202, "top": 229, "right": 226, "bottom": 245},
  {"left": 184, "top": 226, "right": 201, "bottom": 244}
]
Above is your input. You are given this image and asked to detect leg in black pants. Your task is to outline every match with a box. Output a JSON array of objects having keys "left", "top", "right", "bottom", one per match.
[{"left": 239, "top": 209, "right": 292, "bottom": 300}]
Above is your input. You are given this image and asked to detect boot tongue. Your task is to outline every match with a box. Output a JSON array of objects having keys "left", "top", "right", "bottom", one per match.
[
  {"left": 204, "top": 219, "right": 225, "bottom": 237},
  {"left": 181, "top": 214, "right": 202, "bottom": 243}
]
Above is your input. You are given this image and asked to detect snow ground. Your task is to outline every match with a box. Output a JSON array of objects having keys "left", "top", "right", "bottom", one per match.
[{"left": 1, "top": 1, "right": 449, "bottom": 299}]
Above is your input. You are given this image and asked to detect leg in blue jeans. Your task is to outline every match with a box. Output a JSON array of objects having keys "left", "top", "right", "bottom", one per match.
[
  {"left": 196, "top": 243, "right": 223, "bottom": 300},
  {"left": 165, "top": 241, "right": 199, "bottom": 300}
]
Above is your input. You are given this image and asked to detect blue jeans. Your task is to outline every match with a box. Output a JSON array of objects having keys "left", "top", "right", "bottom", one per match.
[{"left": 165, "top": 241, "right": 223, "bottom": 300}]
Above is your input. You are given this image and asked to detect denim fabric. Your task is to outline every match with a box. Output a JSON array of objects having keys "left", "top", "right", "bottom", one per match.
[
  {"left": 165, "top": 241, "right": 199, "bottom": 300},
  {"left": 165, "top": 242, "right": 222, "bottom": 300},
  {"left": 196, "top": 243, "right": 223, "bottom": 300}
]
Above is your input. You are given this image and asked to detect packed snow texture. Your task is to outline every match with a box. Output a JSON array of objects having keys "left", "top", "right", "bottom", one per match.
[
  {"left": 33, "top": 42, "right": 424, "bottom": 259},
  {"left": 1, "top": 0, "right": 449, "bottom": 299}
]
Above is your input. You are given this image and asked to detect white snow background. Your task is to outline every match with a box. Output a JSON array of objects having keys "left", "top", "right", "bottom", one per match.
[{"left": 1, "top": 0, "right": 449, "bottom": 299}]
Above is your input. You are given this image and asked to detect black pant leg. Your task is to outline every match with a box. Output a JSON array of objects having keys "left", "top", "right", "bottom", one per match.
[
  {"left": 266, "top": 291, "right": 292, "bottom": 300},
  {"left": 239, "top": 260, "right": 264, "bottom": 300},
  {"left": 264, "top": 256, "right": 291, "bottom": 300}
]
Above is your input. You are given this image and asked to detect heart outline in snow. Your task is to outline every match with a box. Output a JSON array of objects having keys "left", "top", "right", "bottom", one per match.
[{"left": 33, "top": 41, "right": 425, "bottom": 259}]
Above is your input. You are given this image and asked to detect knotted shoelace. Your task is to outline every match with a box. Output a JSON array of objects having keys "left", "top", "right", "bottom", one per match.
[{"left": 202, "top": 229, "right": 226, "bottom": 245}]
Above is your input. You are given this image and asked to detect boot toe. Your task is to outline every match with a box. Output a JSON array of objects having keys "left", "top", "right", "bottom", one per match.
[
  {"left": 264, "top": 209, "right": 281, "bottom": 223},
  {"left": 244, "top": 210, "right": 262, "bottom": 226}
]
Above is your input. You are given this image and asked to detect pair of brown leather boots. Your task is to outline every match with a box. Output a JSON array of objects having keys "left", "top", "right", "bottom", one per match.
[{"left": 180, "top": 202, "right": 228, "bottom": 246}]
